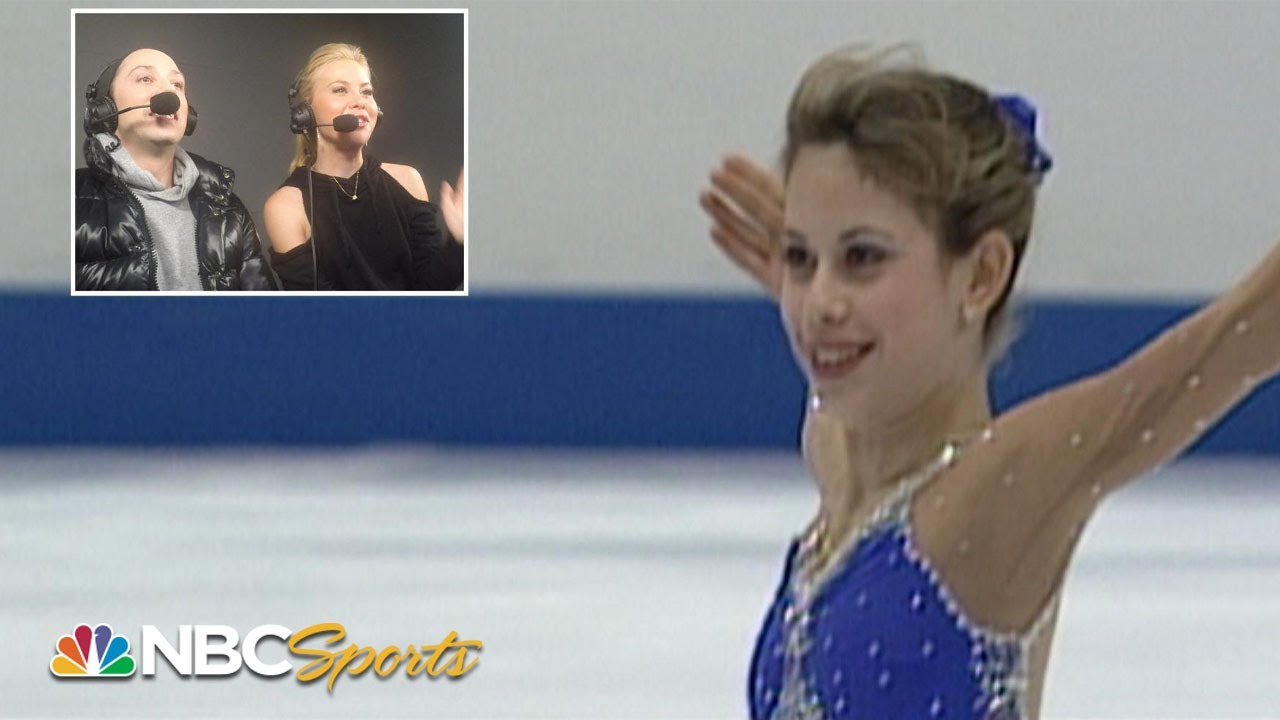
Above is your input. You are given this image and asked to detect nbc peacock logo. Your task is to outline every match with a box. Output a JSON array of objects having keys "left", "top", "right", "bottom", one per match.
[{"left": 50, "top": 623, "right": 136, "bottom": 678}]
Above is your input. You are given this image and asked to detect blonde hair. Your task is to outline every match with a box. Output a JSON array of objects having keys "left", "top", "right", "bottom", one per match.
[
  {"left": 783, "top": 45, "right": 1043, "bottom": 361},
  {"left": 288, "top": 43, "right": 373, "bottom": 173}
]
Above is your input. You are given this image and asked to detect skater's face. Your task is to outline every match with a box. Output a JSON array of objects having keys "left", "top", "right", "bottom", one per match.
[{"left": 780, "top": 142, "right": 981, "bottom": 425}]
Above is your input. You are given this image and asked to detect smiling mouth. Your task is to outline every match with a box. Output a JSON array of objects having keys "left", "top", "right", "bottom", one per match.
[
  {"left": 150, "top": 113, "right": 177, "bottom": 121},
  {"left": 810, "top": 343, "right": 875, "bottom": 379}
]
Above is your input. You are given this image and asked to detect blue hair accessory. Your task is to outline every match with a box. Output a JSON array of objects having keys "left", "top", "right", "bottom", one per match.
[{"left": 994, "top": 94, "right": 1053, "bottom": 180}]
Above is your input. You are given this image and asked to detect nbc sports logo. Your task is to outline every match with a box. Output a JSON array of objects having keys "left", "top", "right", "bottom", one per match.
[
  {"left": 50, "top": 623, "right": 136, "bottom": 677},
  {"left": 46, "top": 621, "right": 480, "bottom": 688}
]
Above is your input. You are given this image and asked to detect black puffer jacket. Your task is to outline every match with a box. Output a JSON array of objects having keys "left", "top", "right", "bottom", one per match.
[{"left": 75, "top": 136, "right": 278, "bottom": 290}]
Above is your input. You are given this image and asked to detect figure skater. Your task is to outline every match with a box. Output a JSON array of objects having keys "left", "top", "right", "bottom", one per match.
[{"left": 699, "top": 46, "right": 1278, "bottom": 719}]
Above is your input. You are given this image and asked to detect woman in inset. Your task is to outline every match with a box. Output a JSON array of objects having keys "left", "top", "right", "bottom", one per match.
[
  {"left": 700, "top": 47, "right": 1278, "bottom": 718},
  {"left": 263, "top": 43, "right": 464, "bottom": 291}
]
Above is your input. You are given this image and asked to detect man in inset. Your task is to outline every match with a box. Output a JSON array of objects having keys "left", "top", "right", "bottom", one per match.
[{"left": 75, "top": 48, "right": 278, "bottom": 290}]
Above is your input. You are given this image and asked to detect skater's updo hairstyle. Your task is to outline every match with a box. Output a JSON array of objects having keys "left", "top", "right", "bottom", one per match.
[{"left": 782, "top": 45, "right": 1052, "bottom": 361}]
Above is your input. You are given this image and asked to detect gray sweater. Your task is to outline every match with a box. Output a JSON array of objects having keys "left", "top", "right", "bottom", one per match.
[{"left": 97, "top": 133, "right": 201, "bottom": 291}]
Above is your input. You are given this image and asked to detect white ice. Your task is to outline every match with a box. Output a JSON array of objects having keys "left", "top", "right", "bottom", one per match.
[{"left": 1, "top": 449, "right": 1277, "bottom": 717}]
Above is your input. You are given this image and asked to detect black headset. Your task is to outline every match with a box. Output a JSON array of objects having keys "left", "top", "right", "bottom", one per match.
[
  {"left": 287, "top": 81, "right": 315, "bottom": 137},
  {"left": 84, "top": 57, "right": 197, "bottom": 137}
]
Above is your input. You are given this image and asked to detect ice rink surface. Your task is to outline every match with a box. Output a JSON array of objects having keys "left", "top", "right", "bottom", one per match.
[{"left": 2, "top": 449, "right": 1278, "bottom": 718}]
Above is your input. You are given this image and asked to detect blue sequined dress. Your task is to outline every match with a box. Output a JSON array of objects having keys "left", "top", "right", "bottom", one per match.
[{"left": 749, "top": 454, "right": 1057, "bottom": 720}]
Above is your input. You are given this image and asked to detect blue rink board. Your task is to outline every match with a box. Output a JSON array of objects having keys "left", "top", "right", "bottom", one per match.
[{"left": 0, "top": 292, "right": 1275, "bottom": 453}]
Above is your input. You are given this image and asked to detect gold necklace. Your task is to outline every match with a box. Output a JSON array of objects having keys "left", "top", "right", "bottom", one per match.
[{"left": 331, "top": 170, "right": 360, "bottom": 201}]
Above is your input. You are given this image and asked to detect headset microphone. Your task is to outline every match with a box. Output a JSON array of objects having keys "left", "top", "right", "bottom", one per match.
[
  {"left": 85, "top": 79, "right": 196, "bottom": 136},
  {"left": 148, "top": 91, "right": 181, "bottom": 116},
  {"left": 97, "top": 91, "right": 181, "bottom": 121},
  {"left": 316, "top": 114, "right": 360, "bottom": 132}
]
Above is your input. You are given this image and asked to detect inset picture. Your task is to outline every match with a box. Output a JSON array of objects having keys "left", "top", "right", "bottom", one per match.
[{"left": 72, "top": 10, "right": 466, "bottom": 294}]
